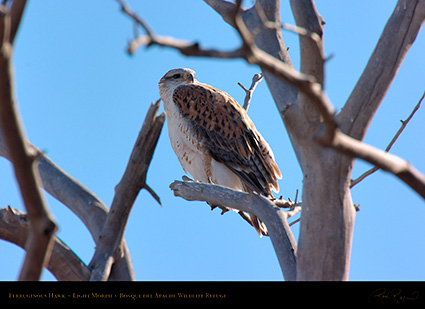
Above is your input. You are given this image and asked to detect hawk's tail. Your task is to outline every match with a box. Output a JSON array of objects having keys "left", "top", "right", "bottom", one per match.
[{"left": 250, "top": 213, "right": 266, "bottom": 237}]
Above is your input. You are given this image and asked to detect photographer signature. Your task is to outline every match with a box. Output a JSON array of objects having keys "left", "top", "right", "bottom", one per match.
[{"left": 369, "top": 288, "right": 419, "bottom": 304}]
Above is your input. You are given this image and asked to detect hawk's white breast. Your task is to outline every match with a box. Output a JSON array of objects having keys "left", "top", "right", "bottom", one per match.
[
  {"left": 163, "top": 90, "right": 244, "bottom": 191},
  {"left": 163, "top": 90, "right": 209, "bottom": 183}
]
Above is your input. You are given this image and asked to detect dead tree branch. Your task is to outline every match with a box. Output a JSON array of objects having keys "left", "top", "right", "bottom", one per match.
[
  {"left": 0, "top": 128, "right": 135, "bottom": 280},
  {"left": 170, "top": 178, "right": 299, "bottom": 281},
  {"left": 338, "top": 0, "right": 425, "bottom": 141},
  {"left": 351, "top": 91, "right": 424, "bottom": 188},
  {"left": 0, "top": 125, "right": 136, "bottom": 279},
  {"left": 89, "top": 100, "right": 165, "bottom": 281},
  {"left": 238, "top": 73, "right": 263, "bottom": 111},
  {"left": 328, "top": 130, "right": 425, "bottom": 199},
  {"left": 7, "top": 0, "right": 26, "bottom": 44},
  {"left": 0, "top": 207, "right": 90, "bottom": 281},
  {"left": 0, "top": 0, "right": 57, "bottom": 281}
]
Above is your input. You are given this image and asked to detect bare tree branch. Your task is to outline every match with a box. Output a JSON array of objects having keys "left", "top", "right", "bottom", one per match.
[
  {"left": 0, "top": 132, "right": 136, "bottom": 280},
  {"left": 338, "top": 0, "right": 425, "bottom": 140},
  {"left": 0, "top": 129, "right": 138, "bottom": 280},
  {"left": 206, "top": 0, "right": 299, "bottom": 118},
  {"left": 326, "top": 129, "right": 425, "bottom": 199},
  {"left": 8, "top": 0, "right": 26, "bottom": 44},
  {"left": 238, "top": 73, "right": 263, "bottom": 110},
  {"left": 116, "top": 0, "right": 155, "bottom": 38},
  {"left": 0, "top": 123, "right": 137, "bottom": 280},
  {"left": 0, "top": 207, "right": 90, "bottom": 281},
  {"left": 289, "top": 0, "right": 325, "bottom": 83},
  {"left": 88, "top": 100, "right": 165, "bottom": 281},
  {"left": 351, "top": 91, "right": 424, "bottom": 187},
  {"left": 126, "top": 34, "right": 246, "bottom": 59},
  {"left": 170, "top": 179, "right": 299, "bottom": 281},
  {"left": 204, "top": 0, "right": 238, "bottom": 27},
  {"left": 0, "top": 1, "right": 57, "bottom": 281}
]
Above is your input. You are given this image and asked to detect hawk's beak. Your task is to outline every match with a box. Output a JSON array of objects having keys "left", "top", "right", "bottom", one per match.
[{"left": 186, "top": 73, "right": 194, "bottom": 83}]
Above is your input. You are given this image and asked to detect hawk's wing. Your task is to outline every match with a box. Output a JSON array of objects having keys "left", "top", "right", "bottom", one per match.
[{"left": 172, "top": 83, "right": 281, "bottom": 196}]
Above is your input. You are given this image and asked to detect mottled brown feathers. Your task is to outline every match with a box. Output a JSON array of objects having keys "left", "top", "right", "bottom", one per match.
[{"left": 172, "top": 83, "right": 281, "bottom": 196}]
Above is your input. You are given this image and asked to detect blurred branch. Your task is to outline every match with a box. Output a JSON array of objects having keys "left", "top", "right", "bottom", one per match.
[
  {"left": 351, "top": 91, "right": 424, "bottom": 188},
  {"left": 170, "top": 178, "right": 299, "bottom": 281},
  {"left": 0, "top": 0, "right": 57, "bottom": 281},
  {"left": 0, "top": 207, "right": 90, "bottom": 281},
  {"left": 238, "top": 73, "right": 263, "bottom": 111},
  {"left": 8, "top": 0, "right": 26, "bottom": 44},
  {"left": 88, "top": 100, "right": 165, "bottom": 281}
]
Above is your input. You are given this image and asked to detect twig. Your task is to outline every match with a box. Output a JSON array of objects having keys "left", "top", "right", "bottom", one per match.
[
  {"left": 238, "top": 73, "right": 263, "bottom": 111},
  {"left": 170, "top": 179, "right": 298, "bottom": 281},
  {"left": 0, "top": 0, "right": 57, "bottom": 281},
  {"left": 285, "top": 206, "right": 302, "bottom": 219},
  {"left": 330, "top": 129, "right": 425, "bottom": 199},
  {"left": 88, "top": 100, "right": 165, "bottom": 281},
  {"left": 289, "top": 218, "right": 301, "bottom": 227},
  {"left": 253, "top": 1, "right": 323, "bottom": 59},
  {"left": 127, "top": 34, "right": 246, "bottom": 58},
  {"left": 351, "top": 91, "right": 424, "bottom": 188},
  {"left": 116, "top": 0, "right": 155, "bottom": 38},
  {"left": 117, "top": 0, "right": 245, "bottom": 58}
]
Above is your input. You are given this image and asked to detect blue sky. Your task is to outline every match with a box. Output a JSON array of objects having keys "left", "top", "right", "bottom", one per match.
[{"left": 0, "top": 0, "right": 424, "bottom": 281}]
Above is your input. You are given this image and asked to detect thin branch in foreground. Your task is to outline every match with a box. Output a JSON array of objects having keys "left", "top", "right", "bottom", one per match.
[
  {"left": 169, "top": 179, "right": 298, "bottom": 281},
  {"left": 238, "top": 73, "right": 263, "bottom": 111},
  {"left": 117, "top": 0, "right": 246, "bottom": 58},
  {"left": 116, "top": 0, "right": 155, "bottom": 38},
  {"left": 351, "top": 91, "right": 424, "bottom": 188},
  {"left": 0, "top": 1, "right": 57, "bottom": 281}
]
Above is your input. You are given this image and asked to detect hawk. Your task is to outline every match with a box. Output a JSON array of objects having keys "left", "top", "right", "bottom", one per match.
[{"left": 158, "top": 68, "right": 282, "bottom": 236}]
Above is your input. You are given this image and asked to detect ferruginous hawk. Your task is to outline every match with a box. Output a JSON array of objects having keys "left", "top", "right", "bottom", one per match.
[{"left": 158, "top": 68, "right": 282, "bottom": 236}]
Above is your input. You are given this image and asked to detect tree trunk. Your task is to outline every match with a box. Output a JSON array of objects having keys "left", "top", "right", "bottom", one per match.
[
  {"left": 239, "top": 0, "right": 356, "bottom": 280},
  {"left": 297, "top": 147, "right": 356, "bottom": 280}
]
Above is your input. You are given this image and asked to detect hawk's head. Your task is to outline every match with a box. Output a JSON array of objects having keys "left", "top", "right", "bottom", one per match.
[{"left": 159, "top": 68, "right": 196, "bottom": 97}]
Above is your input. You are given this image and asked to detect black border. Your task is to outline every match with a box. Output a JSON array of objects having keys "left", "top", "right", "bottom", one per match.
[{"left": 1, "top": 281, "right": 425, "bottom": 305}]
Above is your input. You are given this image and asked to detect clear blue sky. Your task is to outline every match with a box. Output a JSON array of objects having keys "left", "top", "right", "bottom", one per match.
[{"left": 0, "top": 0, "right": 424, "bottom": 281}]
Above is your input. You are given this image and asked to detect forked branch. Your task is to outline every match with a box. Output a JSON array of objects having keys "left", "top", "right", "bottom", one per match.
[{"left": 238, "top": 73, "right": 263, "bottom": 111}]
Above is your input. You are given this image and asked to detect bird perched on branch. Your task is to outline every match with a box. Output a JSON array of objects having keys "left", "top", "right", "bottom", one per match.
[{"left": 158, "top": 68, "right": 281, "bottom": 236}]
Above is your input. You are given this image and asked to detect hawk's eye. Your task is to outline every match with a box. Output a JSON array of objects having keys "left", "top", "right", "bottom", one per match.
[{"left": 172, "top": 73, "right": 181, "bottom": 79}]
